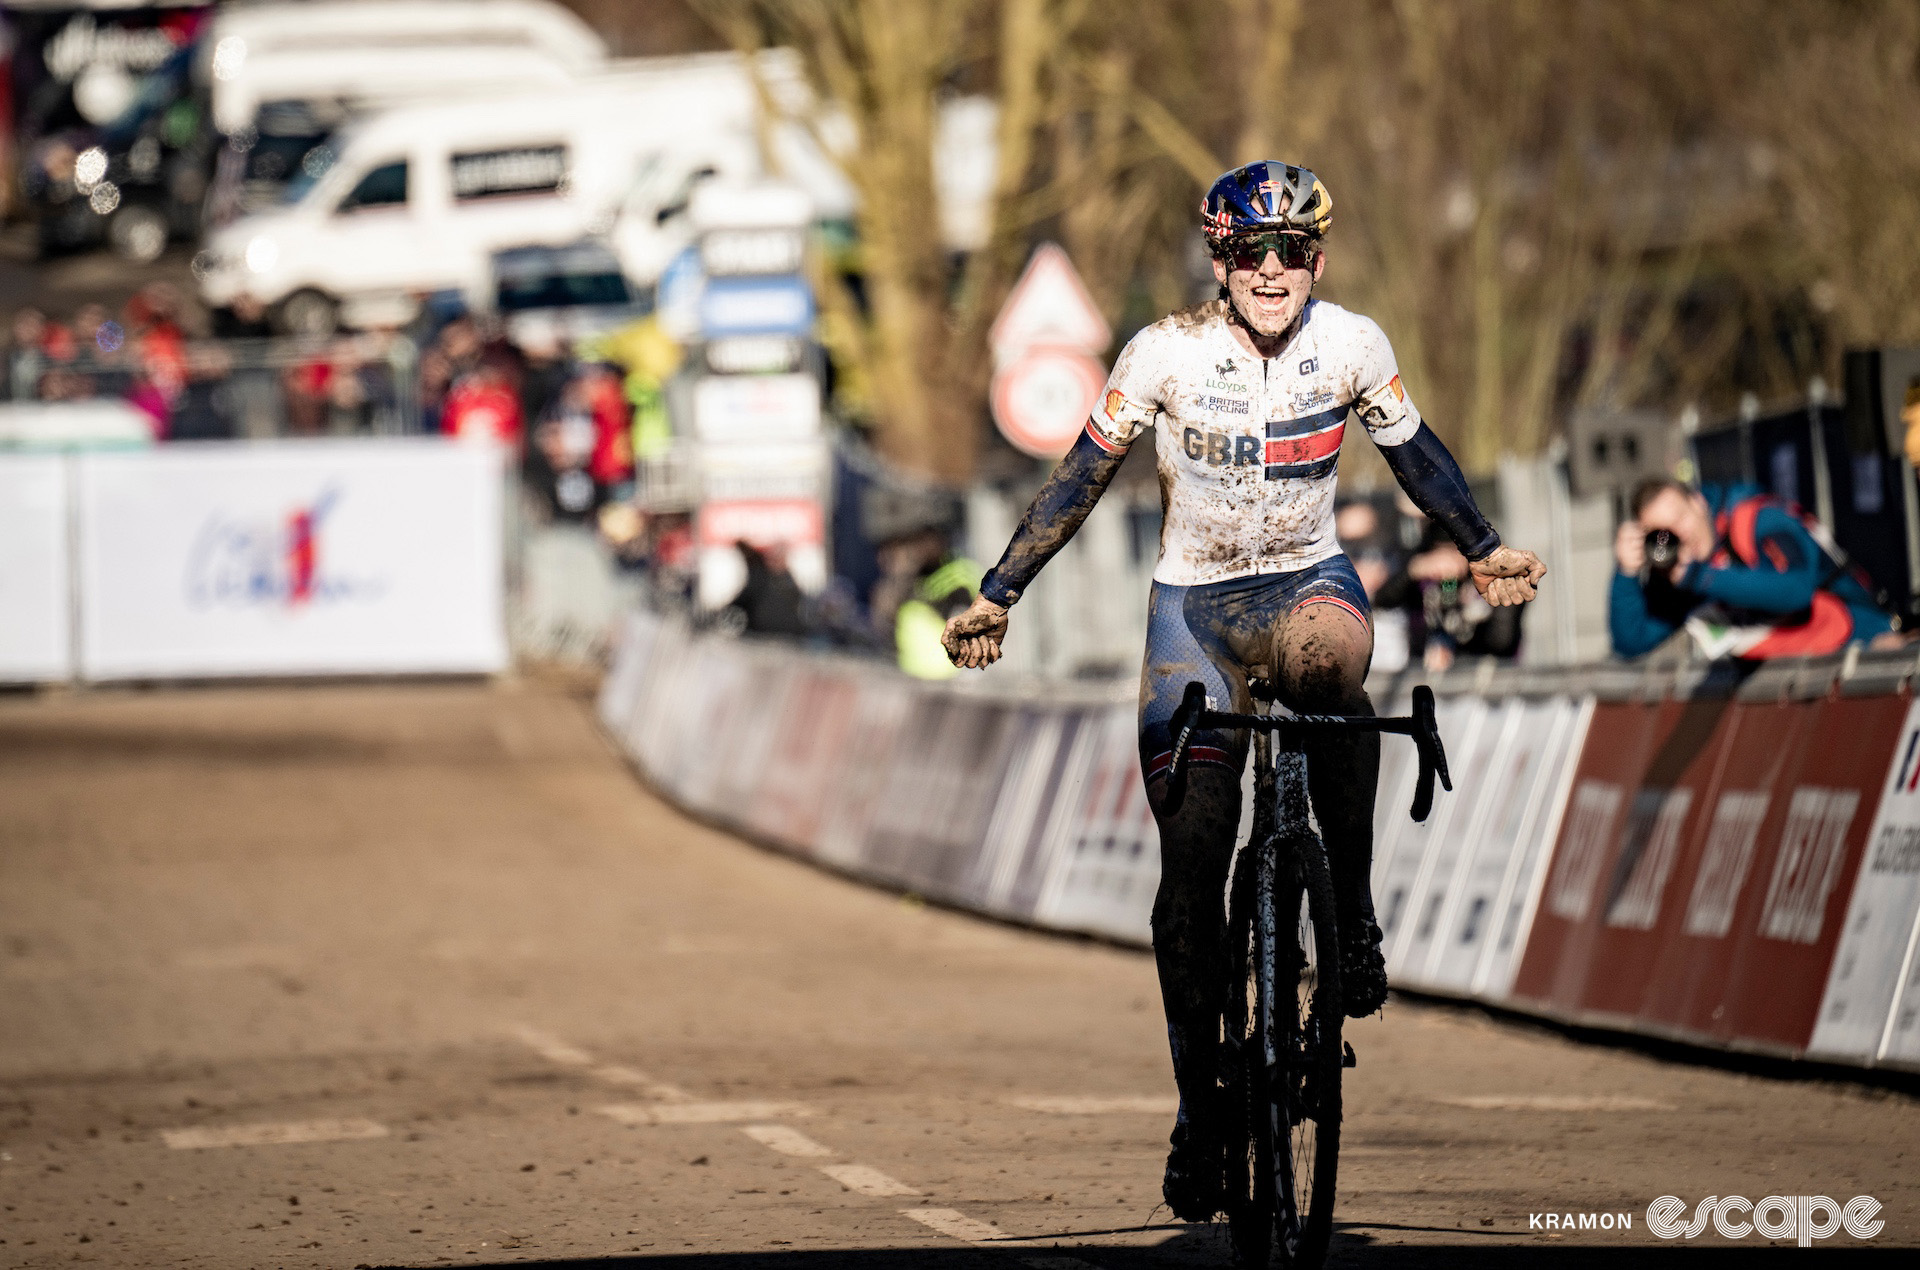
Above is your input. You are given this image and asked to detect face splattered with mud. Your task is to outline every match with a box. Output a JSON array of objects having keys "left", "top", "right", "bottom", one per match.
[{"left": 1089, "top": 297, "right": 1420, "bottom": 587}]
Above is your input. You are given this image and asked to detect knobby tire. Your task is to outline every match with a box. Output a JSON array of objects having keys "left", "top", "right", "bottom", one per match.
[{"left": 1226, "top": 829, "right": 1343, "bottom": 1268}]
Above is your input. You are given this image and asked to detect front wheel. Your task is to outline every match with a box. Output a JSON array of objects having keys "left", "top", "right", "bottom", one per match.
[{"left": 1274, "top": 832, "right": 1343, "bottom": 1267}]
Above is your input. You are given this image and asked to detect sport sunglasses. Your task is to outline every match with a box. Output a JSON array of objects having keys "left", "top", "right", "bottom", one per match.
[{"left": 1214, "top": 231, "right": 1318, "bottom": 272}]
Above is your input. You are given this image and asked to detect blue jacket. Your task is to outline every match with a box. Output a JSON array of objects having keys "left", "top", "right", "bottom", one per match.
[{"left": 1609, "top": 484, "right": 1891, "bottom": 659}]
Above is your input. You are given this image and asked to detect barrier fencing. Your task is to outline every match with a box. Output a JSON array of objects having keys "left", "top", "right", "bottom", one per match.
[{"left": 600, "top": 606, "right": 1920, "bottom": 1072}]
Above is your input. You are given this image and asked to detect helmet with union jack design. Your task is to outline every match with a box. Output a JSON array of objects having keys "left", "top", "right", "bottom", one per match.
[{"left": 1200, "top": 160, "right": 1333, "bottom": 246}]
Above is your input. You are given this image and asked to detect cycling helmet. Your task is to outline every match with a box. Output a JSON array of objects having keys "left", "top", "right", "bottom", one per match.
[{"left": 1200, "top": 161, "right": 1333, "bottom": 246}]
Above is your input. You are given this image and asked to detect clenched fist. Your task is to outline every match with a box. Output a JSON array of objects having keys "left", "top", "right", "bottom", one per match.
[
  {"left": 1468, "top": 545, "right": 1548, "bottom": 607},
  {"left": 941, "top": 595, "right": 1010, "bottom": 669}
]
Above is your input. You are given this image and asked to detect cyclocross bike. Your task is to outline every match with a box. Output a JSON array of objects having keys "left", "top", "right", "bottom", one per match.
[{"left": 1162, "top": 680, "right": 1450, "bottom": 1268}]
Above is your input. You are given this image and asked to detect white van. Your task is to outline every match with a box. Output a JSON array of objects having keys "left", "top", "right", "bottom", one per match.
[
  {"left": 203, "top": 0, "right": 605, "bottom": 133},
  {"left": 195, "top": 55, "right": 850, "bottom": 334}
]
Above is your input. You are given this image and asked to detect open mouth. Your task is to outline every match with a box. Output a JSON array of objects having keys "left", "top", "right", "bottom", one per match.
[{"left": 1247, "top": 282, "right": 1292, "bottom": 323}]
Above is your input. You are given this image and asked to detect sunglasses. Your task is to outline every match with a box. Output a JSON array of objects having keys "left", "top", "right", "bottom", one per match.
[{"left": 1215, "top": 232, "right": 1318, "bottom": 272}]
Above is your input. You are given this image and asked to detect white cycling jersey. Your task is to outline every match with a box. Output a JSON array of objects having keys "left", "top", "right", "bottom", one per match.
[{"left": 1089, "top": 296, "right": 1421, "bottom": 587}]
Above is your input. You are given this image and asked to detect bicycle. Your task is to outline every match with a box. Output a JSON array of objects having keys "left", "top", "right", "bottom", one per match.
[{"left": 1161, "top": 679, "right": 1450, "bottom": 1268}]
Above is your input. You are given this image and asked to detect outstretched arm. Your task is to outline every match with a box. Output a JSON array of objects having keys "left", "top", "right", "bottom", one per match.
[
  {"left": 942, "top": 427, "right": 1128, "bottom": 669},
  {"left": 1378, "top": 423, "right": 1545, "bottom": 606}
]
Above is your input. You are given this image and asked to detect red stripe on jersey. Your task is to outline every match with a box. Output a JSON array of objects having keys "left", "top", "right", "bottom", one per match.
[
  {"left": 1084, "top": 420, "right": 1127, "bottom": 454},
  {"left": 1264, "top": 421, "right": 1345, "bottom": 465}
]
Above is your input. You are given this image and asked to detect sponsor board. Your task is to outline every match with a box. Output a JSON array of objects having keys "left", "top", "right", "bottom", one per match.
[
  {"left": 0, "top": 455, "right": 72, "bottom": 682},
  {"left": 74, "top": 439, "right": 506, "bottom": 679},
  {"left": 1811, "top": 697, "right": 1920, "bottom": 1063},
  {"left": 692, "top": 374, "right": 822, "bottom": 445},
  {"left": 1036, "top": 708, "right": 1159, "bottom": 944}
]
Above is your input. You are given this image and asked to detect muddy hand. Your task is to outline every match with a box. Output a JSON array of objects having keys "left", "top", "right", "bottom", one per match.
[
  {"left": 1468, "top": 546, "right": 1547, "bottom": 606},
  {"left": 941, "top": 595, "right": 1010, "bottom": 670}
]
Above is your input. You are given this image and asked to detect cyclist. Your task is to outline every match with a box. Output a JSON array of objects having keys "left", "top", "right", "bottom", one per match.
[{"left": 941, "top": 161, "right": 1545, "bottom": 1221}]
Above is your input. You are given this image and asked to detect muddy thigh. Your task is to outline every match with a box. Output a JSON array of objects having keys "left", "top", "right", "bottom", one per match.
[{"left": 1271, "top": 596, "right": 1372, "bottom": 712}]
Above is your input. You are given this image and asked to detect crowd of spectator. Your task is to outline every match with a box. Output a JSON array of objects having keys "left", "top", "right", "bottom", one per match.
[{"left": 1, "top": 289, "right": 646, "bottom": 546}]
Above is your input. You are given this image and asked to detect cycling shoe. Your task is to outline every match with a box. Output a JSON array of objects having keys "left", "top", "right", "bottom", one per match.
[
  {"left": 1339, "top": 916, "right": 1389, "bottom": 1017},
  {"left": 1162, "top": 1117, "right": 1224, "bottom": 1222}
]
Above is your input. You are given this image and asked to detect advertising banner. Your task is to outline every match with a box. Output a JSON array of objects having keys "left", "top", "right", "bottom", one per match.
[
  {"left": 1423, "top": 696, "right": 1588, "bottom": 995},
  {"left": 861, "top": 695, "right": 1024, "bottom": 900},
  {"left": 75, "top": 440, "right": 507, "bottom": 679},
  {"left": 1810, "top": 698, "right": 1920, "bottom": 1063},
  {"left": 1389, "top": 698, "right": 1520, "bottom": 987},
  {"left": 1509, "top": 699, "right": 1678, "bottom": 1011},
  {"left": 1036, "top": 708, "right": 1159, "bottom": 944},
  {"left": 0, "top": 455, "right": 72, "bottom": 683},
  {"left": 1474, "top": 696, "right": 1593, "bottom": 999},
  {"left": 1702, "top": 695, "right": 1908, "bottom": 1050},
  {"left": 1376, "top": 697, "right": 1486, "bottom": 979},
  {"left": 692, "top": 374, "right": 821, "bottom": 444}
]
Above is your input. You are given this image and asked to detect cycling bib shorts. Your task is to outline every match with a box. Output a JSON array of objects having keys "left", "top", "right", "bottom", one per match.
[{"left": 1138, "top": 554, "right": 1372, "bottom": 784}]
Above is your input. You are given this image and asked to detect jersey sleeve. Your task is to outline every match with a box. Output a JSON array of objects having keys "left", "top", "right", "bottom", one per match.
[
  {"left": 1346, "top": 316, "right": 1422, "bottom": 447},
  {"left": 1086, "top": 328, "right": 1164, "bottom": 453}
]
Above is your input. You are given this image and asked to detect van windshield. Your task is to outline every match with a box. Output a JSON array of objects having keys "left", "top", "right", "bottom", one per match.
[
  {"left": 279, "top": 145, "right": 337, "bottom": 205},
  {"left": 497, "top": 270, "right": 633, "bottom": 312}
]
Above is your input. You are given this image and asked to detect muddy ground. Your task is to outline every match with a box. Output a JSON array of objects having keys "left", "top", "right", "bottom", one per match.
[{"left": 2, "top": 676, "right": 1914, "bottom": 1268}]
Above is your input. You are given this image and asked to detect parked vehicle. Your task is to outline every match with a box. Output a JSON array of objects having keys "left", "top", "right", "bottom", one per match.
[
  {"left": 477, "top": 241, "right": 649, "bottom": 349},
  {"left": 194, "top": 55, "right": 853, "bottom": 335}
]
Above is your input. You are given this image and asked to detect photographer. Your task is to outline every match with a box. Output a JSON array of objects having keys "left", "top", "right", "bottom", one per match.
[{"left": 1611, "top": 477, "right": 1895, "bottom": 660}]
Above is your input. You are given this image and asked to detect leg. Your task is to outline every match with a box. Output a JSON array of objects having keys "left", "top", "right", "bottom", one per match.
[
  {"left": 1137, "top": 582, "right": 1249, "bottom": 1219},
  {"left": 1270, "top": 566, "right": 1387, "bottom": 1016}
]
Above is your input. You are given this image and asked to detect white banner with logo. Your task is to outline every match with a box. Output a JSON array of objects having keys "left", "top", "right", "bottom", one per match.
[
  {"left": 1809, "top": 697, "right": 1920, "bottom": 1065},
  {"left": 75, "top": 439, "right": 507, "bottom": 679},
  {"left": 0, "top": 455, "right": 72, "bottom": 682}
]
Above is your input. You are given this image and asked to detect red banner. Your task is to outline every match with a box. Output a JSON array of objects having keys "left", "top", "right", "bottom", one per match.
[{"left": 1511, "top": 692, "right": 1910, "bottom": 1052}]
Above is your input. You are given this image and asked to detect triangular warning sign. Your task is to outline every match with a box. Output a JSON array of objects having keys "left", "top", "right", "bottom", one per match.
[{"left": 989, "top": 243, "right": 1112, "bottom": 362}]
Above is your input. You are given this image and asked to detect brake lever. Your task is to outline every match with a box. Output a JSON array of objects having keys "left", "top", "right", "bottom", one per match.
[
  {"left": 1407, "top": 684, "right": 1452, "bottom": 822},
  {"left": 1159, "top": 681, "right": 1210, "bottom": 819}
]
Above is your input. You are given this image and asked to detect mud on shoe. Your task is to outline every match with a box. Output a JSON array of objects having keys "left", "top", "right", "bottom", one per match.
[
  {"left": 1339, "top": 916, "right": 1389, "bottom": 1018},
  {"left": 1162, "top": 1116, "right": 1224, "bottom": 1222}
]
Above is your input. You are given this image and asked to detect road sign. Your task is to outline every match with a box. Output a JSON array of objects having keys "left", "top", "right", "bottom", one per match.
[
  {"left": 699, "top": 276, "right": 816, "bottom": 338},
  {"left": 989, "top": 242, "right": 1111, "bottom": 368},
  {"left": 990, "top": 347, "right": 1107, "bottom": 459},
  {"left": 693, "top": 373, "right": 821, "bottom": 444}
]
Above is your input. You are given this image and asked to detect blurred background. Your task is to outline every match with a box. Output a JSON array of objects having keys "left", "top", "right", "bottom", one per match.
[{"left": 5, "top": 0, "right": 1918, "bottom": 682}]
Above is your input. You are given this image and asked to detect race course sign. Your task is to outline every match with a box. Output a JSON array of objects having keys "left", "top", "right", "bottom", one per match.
[{"left": 75, "top": 439, "right": 507, "bottom": 679}]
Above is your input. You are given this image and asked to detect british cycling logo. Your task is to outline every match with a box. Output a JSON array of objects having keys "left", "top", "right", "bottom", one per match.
[
  {"left": 1645, "top": 1194, "right": 1883, "bottom": 1246},
  {"left": 185, "top": 487, "right": 384, "bottom": 609}
]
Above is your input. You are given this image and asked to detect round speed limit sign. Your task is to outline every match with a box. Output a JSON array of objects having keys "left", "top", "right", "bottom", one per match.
[{"left": 990, "top": 348, "right": 1107, "bottom": 459}]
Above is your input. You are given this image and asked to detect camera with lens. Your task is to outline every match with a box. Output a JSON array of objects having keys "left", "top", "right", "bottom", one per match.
[{"left": 1642, "top": 528, "right": 1681, "bottom": 583}]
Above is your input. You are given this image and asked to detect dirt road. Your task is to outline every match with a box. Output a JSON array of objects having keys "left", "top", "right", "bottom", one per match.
[{"left": 2, "top": 677, "right": 1914, "bottom": 1268}]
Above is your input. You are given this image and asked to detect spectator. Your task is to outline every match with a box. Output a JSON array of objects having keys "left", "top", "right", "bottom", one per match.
[
  {"left": 170, "top": 343, "right": 238, "bottom": 440},
  {"left": 7, "top": 308, "right": 48, "bottom": 400},
  {"left": 1610, "top": 477, "right": 1895, "bottom": 660},
  {"left": 895, "top": 554, "right": 983, "bottom": 680},
  {"left": 1375, "top": 515, "right": 1521, "bottom": 671},
  {"left": 441, "top": 357, "right": 524, "bottom": 451},
  {"left": 730, "top": 541, "right": 808, "bottom": 638}
]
